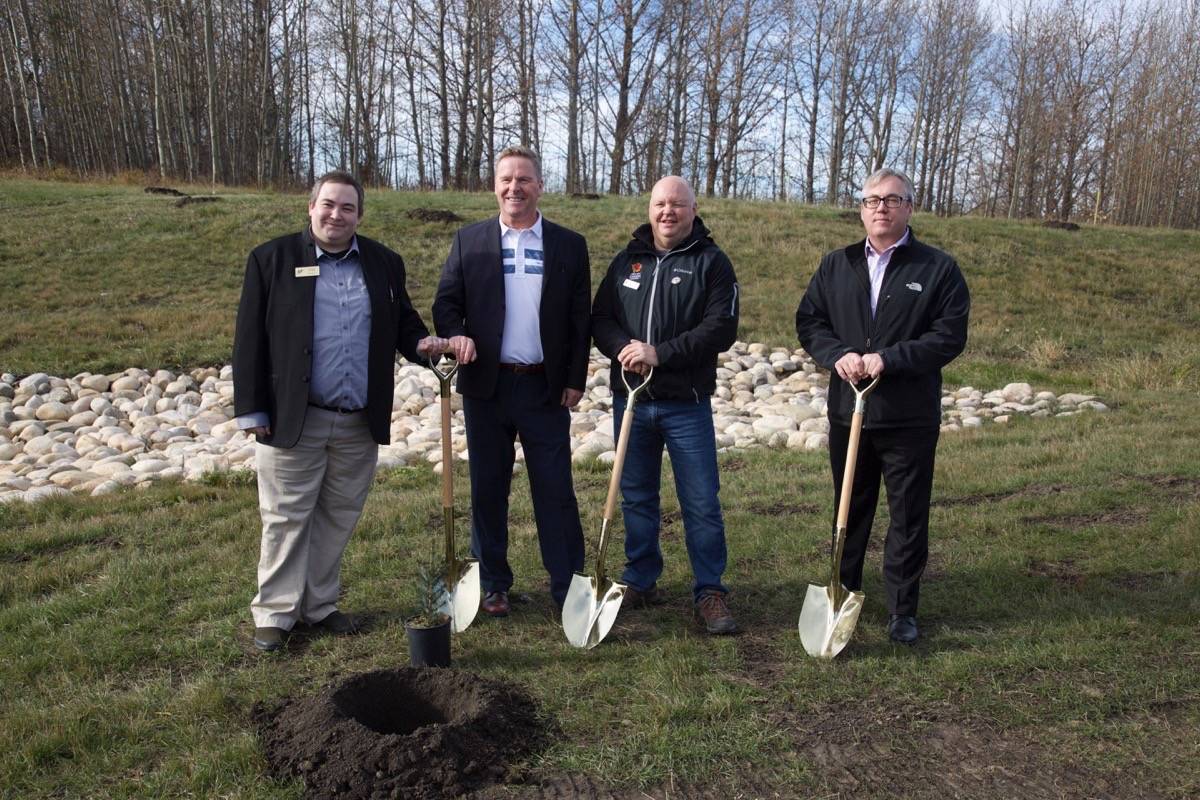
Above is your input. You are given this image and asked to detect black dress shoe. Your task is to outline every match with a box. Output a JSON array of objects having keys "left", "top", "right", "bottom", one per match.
[
  {"left": 888, "top": 614, "right": 919, "bottom": 644},
  {"left": 253, "top": 626, "right": 286, "bottom": 651},
  {"left": 315, "top": 610, "right": 359, "bottom": 635}
]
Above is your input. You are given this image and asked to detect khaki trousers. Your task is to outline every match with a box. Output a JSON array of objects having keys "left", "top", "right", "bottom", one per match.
[{"left": 251, "top": 407, "right": 377, "bottom": 628}]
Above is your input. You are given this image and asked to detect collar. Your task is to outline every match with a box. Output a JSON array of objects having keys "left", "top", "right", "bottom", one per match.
[
  {"left": 865, "top": 227, "right": 911, "bottom": 259},
  {"left": 499, "top": 212, "right": 543, "bottom": 240},
  {"left": 313, "top": 234, "right": 360, "bottom": 261},
  {"left": 629, "top": 215, "right": 713, "bottom": 255}
]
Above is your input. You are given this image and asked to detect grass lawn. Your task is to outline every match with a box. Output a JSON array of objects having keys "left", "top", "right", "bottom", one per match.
[{"left": 1, "top": 177, "right": 1198, "bottom": 798}]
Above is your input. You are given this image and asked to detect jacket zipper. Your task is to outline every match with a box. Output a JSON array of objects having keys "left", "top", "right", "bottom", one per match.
[
  {"left": 642, "top": 238, "right": 701, "bottom": 344},
  {"left": 640, "top": 238, "right": 701, "bottom": 401}
]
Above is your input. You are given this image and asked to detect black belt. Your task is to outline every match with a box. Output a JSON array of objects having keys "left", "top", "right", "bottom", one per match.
[
  {"left": 309, "top": 402, "right": 365, "bottom": 415},
  {"left": 498, "top": 362, "right": 545, "bottom": 375}
]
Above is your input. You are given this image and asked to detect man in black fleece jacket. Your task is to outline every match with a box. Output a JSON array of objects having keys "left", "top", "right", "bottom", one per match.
[
  {"left": 592, "top": 176, "right": 741, "bottom": 635},
  {"left": 796, "top": 167, "right": 970, "bottom": 644}
]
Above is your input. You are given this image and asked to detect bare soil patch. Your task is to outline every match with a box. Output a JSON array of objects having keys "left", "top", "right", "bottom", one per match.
[
  {"left": 1026, "top": 557, "right": 1086, "bottom": 588},
  {"left": 934, "top": 483, "right": 1070, "bottom": 508},
  {"left": 255, "top": 667, "right": 549, "bottom": 799},
  {"left": 174, "top": 195, "right": 220, "bottom": 207},
  {"left": 1143, "top": 474, "right": 1200, "bottom": 497},
  {"left": 407, "top": 208, "right": 464, "bottom": 223},
  {"left": 1023, "top": 509, "right": 1149, "bottom": 529},
  {"left": 467, "top": 774, "right": 780, "bottom": 799},
  {"left": 1106, "top": 570, "right": 1182, "bottom": 591},
  {"left": 749, "top": 500, "right": 820, "bottom": 517},
  {"left": 0, "top": 534, "right": 123, "bottom": 564},
  {"left": 801, "top": 705, "right": 1145, "bottom": 799},
  {"left": 726, "top": 628, "right": 1166, "bottom": 799}
]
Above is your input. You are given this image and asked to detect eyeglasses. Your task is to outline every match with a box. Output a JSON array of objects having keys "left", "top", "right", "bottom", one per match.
[{"left": 861, "top": 195, "right": 909, "bottom": 209}]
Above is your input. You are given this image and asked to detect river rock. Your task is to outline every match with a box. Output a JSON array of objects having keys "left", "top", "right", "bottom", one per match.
[{"left": 0, "top": 348, "right": 1114, "bottom": 503}]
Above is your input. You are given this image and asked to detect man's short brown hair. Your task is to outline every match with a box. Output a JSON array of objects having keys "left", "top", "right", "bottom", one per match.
[
  {"left": 495, "top": 145, "right": 542, "bottom": 179},
  {"left": 310, "top": 170, "right": 365, "bottom": 214}
]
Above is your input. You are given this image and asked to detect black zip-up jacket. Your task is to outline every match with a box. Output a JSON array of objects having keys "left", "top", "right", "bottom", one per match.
[
  {"left": 795, "top": 230, "right": 970, "bottom": 429},
  {"left": 592, "top": 217, "right": 739, "bottom": 401}
]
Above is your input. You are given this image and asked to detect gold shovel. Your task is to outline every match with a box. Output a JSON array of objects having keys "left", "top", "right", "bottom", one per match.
[
  {"left": 428, "top": 356, "right": 481, "bottom": 634},
  {"left": 562, "top": 368, "right": 653, "bottom": 649},
  {"left": 799, "top": 376, "right": 879, "bottom": 659}
]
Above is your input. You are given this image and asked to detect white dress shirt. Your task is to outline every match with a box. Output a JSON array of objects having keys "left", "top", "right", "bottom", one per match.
[{"left": 498, "top": 214, "right": 545, "bottom": 364}]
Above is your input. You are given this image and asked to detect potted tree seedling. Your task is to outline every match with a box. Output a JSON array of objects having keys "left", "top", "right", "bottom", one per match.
[{"left": 405, "top": 534, "right": 452, "bottom": 667}]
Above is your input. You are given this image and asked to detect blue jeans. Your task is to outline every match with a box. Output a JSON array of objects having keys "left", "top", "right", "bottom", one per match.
[{"left": 613, "top": 394, "right": 728, "bottom": 600}]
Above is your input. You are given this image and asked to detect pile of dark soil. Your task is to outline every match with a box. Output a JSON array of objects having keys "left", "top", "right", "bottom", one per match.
[
  {"left": 407, "top": 208, "right": 464, "bottom": 223},
  {"left": 255, "top": 667, "right": 548, "bottom": 799}
]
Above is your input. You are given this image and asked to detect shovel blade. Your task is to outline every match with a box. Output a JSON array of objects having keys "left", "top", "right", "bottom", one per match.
[
  {"left": 798, "top": 582, "right": 865, "bottom": 659},
  {"left": 562, "top": 573, "right": 626, "bottom": 649},
  {"left": 437, "top": 559, "right": 481, "bottom": 634}
]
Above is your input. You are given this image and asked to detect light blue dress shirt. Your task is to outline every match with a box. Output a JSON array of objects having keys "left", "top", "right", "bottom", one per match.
[
  {"left": 236, "top": 236, "right": 373, "bottom": 431},
  {"left": 308, "top": 239, "right": 372, "bottom": 410}
]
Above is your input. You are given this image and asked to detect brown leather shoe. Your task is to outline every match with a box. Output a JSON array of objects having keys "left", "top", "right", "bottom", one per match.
[
  {"left": 315, "top": 610, "right": 359, "bottom": 635},
  {"left": 694, "top": 590, "right": 739, "bottom": 635},
  {"left": 623, "top": 584, "right": 666, "bottom": 608},
  {"left": 253, "top": 626, "right": 286, "bottom": 651},
  {"left": 482, "top": 591, "right": 510, "bottom": 617}
]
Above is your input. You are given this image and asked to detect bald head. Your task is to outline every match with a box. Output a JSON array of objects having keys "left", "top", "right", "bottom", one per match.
[{"left": 649, "top": 176, "right": 698, "bottom": 252}]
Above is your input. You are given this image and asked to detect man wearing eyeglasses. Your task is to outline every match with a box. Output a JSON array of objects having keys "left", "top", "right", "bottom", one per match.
[{"left": 795, "top": 168, "right": 970, "bottom": 645}]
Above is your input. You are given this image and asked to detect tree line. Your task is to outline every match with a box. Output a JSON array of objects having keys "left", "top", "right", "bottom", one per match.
[{"left": 2, "top": 0, "right": 1198, "bottom": 228}]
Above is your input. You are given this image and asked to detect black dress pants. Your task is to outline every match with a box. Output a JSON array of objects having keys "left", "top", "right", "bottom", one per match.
[
  {"left": 462, "top": 369, "right": 585, "bottom": 606},
  {"left": 828, "top": 423, "right": 939, "bottom": 616}
]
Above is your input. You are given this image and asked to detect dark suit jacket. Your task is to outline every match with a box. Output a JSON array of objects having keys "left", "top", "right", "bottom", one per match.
[
  {"left": 233, "top": 228, "right": 430, "bottom": 447},
  {"left": 432, "top": 216, "right": 591, "bottom": 402}
]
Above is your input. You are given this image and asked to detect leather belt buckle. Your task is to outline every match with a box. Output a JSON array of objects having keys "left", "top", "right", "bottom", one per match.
[
  {"left": 309, "top": 402, "right": 365, "bottom": 415},
  {"left": 499, "top": 362, "right": 545, "bottom": 375}
]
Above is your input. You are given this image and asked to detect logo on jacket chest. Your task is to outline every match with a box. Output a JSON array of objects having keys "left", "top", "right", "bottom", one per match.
[{"left": 622, "top": 261, "right": 643, "bottom": 290}]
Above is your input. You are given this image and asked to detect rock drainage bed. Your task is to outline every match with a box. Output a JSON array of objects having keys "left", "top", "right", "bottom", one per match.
[{"left": 255, "top": 667, "right": 548, "bottom": 799}]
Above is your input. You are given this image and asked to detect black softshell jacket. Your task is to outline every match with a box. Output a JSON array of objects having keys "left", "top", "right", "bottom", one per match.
[
  {"left": 592, "top": 217, "right": 739, "bottom": 401},
  {"left": 795, "top": 232, "right": 970, "bottom": 429}
]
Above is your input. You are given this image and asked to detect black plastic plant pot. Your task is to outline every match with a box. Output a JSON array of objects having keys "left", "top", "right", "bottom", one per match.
[{"left": 405, "top": 618, "right": 451, "bottom": 667}]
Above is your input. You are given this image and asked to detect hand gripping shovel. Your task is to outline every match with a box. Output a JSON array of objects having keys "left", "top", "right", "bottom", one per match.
[
  {"left": 798, "top": 376, "right": 880, "bottom": 659},
  {"left": 562, "top": 368, "right": 653, "bottom": 649},
  {"left": 428, "top": 356, "right": 481, "bottom": 634}
]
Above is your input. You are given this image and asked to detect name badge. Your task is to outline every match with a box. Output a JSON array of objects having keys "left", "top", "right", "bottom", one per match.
[
  {"left": 295, "top": 266, "right": 320, "bottom": 278},
  {"left": 622, "top": 278, "right": 641, "bottom": 290}
]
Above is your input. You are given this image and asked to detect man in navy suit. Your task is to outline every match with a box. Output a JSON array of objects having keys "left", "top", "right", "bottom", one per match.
[{"left": 433, "top": 146, "right": 590, "bottom": 615}]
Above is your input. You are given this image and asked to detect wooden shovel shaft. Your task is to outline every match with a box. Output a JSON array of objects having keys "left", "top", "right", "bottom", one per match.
[
  {"left": 835, "top": 411, "right": 863, "bottom": 531},
  {"left": 830, "top": 377, "right": 878, "bottom": 608},
  {"left": 430, "top": 359, "right": 459, "bottom": 572},
  {"left": 603, "top": 401, "right": 637, "bottom": 521},
  {"left": 442, "top": 393, "right": 457, "bottom": 568},
  {"left": 593, "top": 369, "right": 652, "bottom": 583},
  {"left": 441, "top": 392, "right": 453, "bottom": 509}
]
